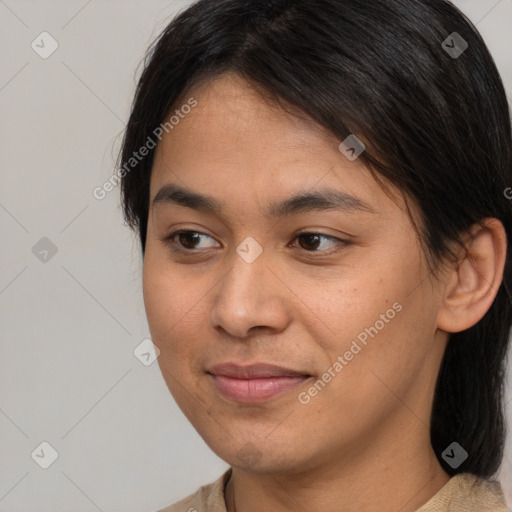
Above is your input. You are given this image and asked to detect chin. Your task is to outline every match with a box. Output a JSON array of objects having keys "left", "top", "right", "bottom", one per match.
[{"left": 205, "top": 436, "right": 309, "bottom": 474}]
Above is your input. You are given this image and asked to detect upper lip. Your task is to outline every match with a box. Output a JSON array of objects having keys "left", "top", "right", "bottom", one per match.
[{"left": 207, "top": 362, "right": 311, "bottom": 379}]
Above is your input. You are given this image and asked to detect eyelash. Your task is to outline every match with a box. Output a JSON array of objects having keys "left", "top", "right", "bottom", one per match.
[{"left": 159, "top": 230, "right": 350, "bottom": 257}]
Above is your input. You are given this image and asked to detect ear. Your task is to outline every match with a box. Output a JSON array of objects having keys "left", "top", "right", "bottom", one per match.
[{"left": 436, "top": 218, "right": 507, "bottom": 333}]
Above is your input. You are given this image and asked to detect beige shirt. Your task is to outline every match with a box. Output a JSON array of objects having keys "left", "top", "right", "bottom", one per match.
[{"left": 156, "top": 468, "right": 508, "bottom": 512}]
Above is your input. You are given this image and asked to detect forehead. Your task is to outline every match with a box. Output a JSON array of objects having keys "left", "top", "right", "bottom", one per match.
[
  {"left": 149, "top": 73, "right": 404, "bottom": 219},
  {"left": 154, "top": 73, "right": 341, "bottom": 162}
]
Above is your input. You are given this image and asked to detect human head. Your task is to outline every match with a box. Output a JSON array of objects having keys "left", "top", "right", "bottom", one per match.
[{"left": 119, "top": 0, "right": 512, "bottom": 478}]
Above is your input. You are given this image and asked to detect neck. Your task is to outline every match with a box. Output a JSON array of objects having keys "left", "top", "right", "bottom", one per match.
[{"left": 224, "top": 430, "right": 450, "bottom": 512}]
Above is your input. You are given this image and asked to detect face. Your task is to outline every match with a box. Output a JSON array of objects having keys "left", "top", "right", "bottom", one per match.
[{"left": 143, "top": 73, "right": 449, "bottom": 473}]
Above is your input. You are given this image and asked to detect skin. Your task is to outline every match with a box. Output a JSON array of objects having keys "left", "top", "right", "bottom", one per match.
[{"left": 142, "top": 72, "right": 507, "bottom": 512}]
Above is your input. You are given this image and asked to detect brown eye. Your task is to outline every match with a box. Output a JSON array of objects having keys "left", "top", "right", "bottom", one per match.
[
  {"left": 294, "top": 232, "right": 346, "bottom": 253},
  {"left": 177, "top": 231, "right": 202, "bottom": 249},
  {"left": 297, "top": 233, "right": 322, "bottom": 251},
  {"left": 295, "top": 232, "right": 350, "bottom": 256},
  {"left": 160, "top": 230, "right": 220, "bottom": 252}
]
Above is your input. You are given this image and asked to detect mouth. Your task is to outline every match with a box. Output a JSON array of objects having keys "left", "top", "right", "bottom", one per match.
[{"left": 206, "top": 362, "right": 313, "bottom": 403}]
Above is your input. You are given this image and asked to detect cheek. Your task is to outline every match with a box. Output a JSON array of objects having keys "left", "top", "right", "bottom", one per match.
[
  {"left": 142, "top": 257, "right": 172, "bottom": 337},
  {"left": 142, "top": 252, "right": 207, "bottom": 374},
  {"left": 142, "top": 247, "right": 195, "bottom": 336},
  {"left": 142, "top": 255, "right": 186, "bottom": 372},
  {"left": 307, "top": 264, "right": 433, "bottom": 412},
  {"left": 315, "top": 291, "right": 435, "bottom": 430},
  {"left": 142, "top": 260, "right": 203, "bottom": 415}
]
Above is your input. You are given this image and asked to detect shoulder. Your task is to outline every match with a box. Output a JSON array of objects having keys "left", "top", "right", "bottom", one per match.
[
  {"left": 416, "top": 472, "right": 508, "bottom": 511},
  {"left": 153, "top": 468, "right": 232, "bottom": 512}
]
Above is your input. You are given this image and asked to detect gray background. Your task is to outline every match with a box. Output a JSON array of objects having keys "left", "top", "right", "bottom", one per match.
[{"left": 0, "top": 1, "right": 511, "bottom": 511}]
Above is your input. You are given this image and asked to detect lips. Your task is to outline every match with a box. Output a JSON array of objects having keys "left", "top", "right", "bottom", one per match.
[
  {"left": 207, "top": 362, "right": 312, "bottom": 403},
  {"left": 208, "top": 362, "right": 310, "bottom": 379}
]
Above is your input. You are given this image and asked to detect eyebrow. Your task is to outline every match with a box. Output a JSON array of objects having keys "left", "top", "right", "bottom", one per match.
[{"left": 151, "top": 183, "right": 376, "bottom": 217}]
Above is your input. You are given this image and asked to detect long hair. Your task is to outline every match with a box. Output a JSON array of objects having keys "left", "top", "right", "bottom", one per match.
[{"left": 118, "top": 0, "right": 512, "bottom": 478}]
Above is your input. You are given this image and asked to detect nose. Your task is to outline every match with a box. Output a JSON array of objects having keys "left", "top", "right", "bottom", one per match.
[{"left": 209, "top": 248, "right": 291, "bottom": 339}]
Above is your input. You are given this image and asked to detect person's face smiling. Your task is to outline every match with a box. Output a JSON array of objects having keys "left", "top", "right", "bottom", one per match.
[{"left": 143, "top": 73, "right": 449, "bottom": 474}]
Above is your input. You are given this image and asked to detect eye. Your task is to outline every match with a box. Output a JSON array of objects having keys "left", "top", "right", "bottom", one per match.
[
  {"left": 290, "top": 232, "right": 350, "bottom": 255},
  {"left": 160, "top": 230, "right": 350, "bottom": 256},
  {"left": 160, "top": 230, "right": 219, "bottom": 252}
]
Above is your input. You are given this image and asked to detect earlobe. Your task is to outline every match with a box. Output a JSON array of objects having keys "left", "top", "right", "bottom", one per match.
[{"left": 436, "top": 218, "right": 507, "bottom": 334}]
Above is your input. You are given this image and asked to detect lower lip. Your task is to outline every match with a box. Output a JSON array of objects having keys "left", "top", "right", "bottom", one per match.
[{"left": 209, "top": 374, "right": 311, "bottom": 403}]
